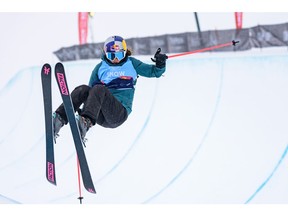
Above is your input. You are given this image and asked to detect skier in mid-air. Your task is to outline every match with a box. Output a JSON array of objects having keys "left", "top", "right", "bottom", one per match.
[{"left": 53, "top": 35, "right": 168, "bottom": 141}]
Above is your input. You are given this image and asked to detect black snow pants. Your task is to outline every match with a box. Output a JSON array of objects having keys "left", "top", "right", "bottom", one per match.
[{"left": 56, "top": 84, "right": 128, "bottom": 128}]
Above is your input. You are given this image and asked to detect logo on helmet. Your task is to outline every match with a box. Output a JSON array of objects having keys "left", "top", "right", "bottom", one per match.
[{"left": 111, "top": 44, "right": 120, "bottom": 52}]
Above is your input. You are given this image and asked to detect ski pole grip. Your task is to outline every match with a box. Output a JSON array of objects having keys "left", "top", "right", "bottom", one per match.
[{"left": 232, "top": 40, "right": 240, "bottom": 46}]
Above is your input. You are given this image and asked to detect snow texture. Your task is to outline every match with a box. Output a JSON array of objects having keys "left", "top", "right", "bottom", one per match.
[{"left": 1, "top": 49, "right": 288, "bottom": 204}]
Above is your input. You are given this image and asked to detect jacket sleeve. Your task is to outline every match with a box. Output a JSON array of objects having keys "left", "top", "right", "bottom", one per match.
[
  {"left": 88, "top": 63, "right": 102, "bottom": 87},
  {"left": 130, "top": 57, "right": 166, "bottom": 78}
]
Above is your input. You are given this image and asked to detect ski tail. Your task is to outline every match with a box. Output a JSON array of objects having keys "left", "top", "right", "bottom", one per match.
[
  {"left": 41, "top": 63, "right": 57, "bottom": 185},
  {"left": 54, "top": 62, "right": 96, "bottom": 194}
]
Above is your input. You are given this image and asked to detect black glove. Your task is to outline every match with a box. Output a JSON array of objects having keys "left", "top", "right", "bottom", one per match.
[{"left": 151, "top": 48, "right": 168, "bottom": 68}]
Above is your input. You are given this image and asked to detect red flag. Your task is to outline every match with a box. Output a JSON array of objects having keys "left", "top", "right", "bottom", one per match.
[
  {"left": 78, "top": 12, "right": 89, "bottom": 45},
  {"left": 234, "top": 12, "right": 243, "bottom": 30}
]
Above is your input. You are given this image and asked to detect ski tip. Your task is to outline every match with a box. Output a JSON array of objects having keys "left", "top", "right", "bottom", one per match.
[
  {"left": 42, "top": 63, "right": 51, "bottom": 67},
  {"left": 41, "top": 63, "right": 52, "bottom": 76},
  {"left": 85, "top": 187, "right": 96, "bottom": 194},
  {"left": 55, "top": 62, "right": 63, "bottom": 67},
  {"left": 46, "top": 162, "right": 56, "bottom": 185},
  {"left": 46, "top": 177, "right": 57, "bottom": 186},
  {"left": 55, "top": 62, "right": 64, "bottom": 73}
]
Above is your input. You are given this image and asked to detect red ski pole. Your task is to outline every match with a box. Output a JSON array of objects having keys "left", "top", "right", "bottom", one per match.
[{"left": 167, "top": 40, "right": 239, "bottom": 59}]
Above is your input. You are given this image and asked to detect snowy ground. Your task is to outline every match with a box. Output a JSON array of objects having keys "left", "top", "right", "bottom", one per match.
[{"left": 1, "top": 48, "right": 288, "bottom": 211}]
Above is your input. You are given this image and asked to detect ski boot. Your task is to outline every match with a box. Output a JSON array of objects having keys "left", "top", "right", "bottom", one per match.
[
  {"left": 53, "top": 112, "right": 65, "bottom": 141},
  {"left": 77, "top": 115, "right": 92, "bottom": 145}
]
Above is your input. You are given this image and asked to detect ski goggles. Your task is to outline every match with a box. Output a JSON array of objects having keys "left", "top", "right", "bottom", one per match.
[{"left": 106, "top": 51, "right": 126, "bottom": 62}]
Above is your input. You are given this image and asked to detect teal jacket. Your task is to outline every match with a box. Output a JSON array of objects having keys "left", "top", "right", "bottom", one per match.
[{"left": 88, "top": 56, "right": 166, "bottom": 115}]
